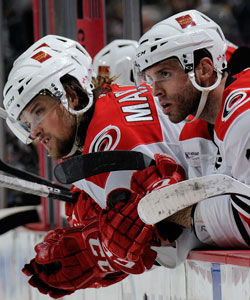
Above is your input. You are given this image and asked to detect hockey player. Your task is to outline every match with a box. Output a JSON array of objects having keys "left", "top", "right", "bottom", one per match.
[
  {"left": 3, "top": 35, "right": 192, "bottom": 297},
  {"left": 134, "top": 10, "right": 250, "bottom": 249},
  {"left": 93, "top": 39, "right": 138, "bottom": 85}
]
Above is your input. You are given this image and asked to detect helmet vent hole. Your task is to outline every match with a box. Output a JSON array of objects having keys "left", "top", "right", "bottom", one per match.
[
  {"left": 18, "top": 86, "right": 24, "bottom": 95},
  {"left": 71, "top": 56, "right": 81, "bottom": 65},
  {"left": 76, "top": 45, "right": 88, "bottom": 56},
  {"left": 5, "top": 86, "right": 12, "bottom": 95},
  {"left": 102, "top": 50, "right": 111, "bottom": 56},
  {"left": 151, "top": 45, "right": 157, "bottom": 52},
  {"left": 17, "top": 104, "right": 20, "bottom": 108},
  {"left": 160, "top": 41, "right": 168, "bottom": 46},
  {"left": 216, "top": 28, "right": 224, "bottom": 41},
  {"left": 26, "top": 79, "right": 32, "bottom": 85},
  {"left": 140, "top": 39, "right": 148, "bottom": 45},
  {"left": 200, "top": 15, "right": 211, "bottom": 22}
]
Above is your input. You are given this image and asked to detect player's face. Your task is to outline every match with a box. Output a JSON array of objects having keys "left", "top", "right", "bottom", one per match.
[
  {"left": 145, "top": 59, "right": 200, "bottom": 123},
  {"left": 20, "top": 95, "right": 76, "bottom": 159}
]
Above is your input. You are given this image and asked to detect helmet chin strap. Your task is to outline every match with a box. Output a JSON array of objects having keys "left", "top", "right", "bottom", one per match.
[
  {"left": 186, "top": 70, "right": 222, "bottom": 122},
  {"left": 61, "top": 93, "right": 93, "bottom": 158},
  {"left": 62, "top": 114, "right": 83, "bottom": 158}
]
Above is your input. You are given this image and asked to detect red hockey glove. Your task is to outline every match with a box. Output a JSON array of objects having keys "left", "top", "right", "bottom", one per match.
[
  {"left": 100, "top": 188, "right": 158, "bottom": 274},
  {"left": 65, "top": 185, "right": 101, "bottom": 226},
  {"left": 100, "top": 154, "right": 186, "bottom": 267},
  {"left": 22, "top": 219, "right": 128, "bottom": 299},
  {"left": 132, "top": 153, "right": 186, "bottom": 243},
  {"left": 131, "top": 153, "right": 186, "bottom": 195}
]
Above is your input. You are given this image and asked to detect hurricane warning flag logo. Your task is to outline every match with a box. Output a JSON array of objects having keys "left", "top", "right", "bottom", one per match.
[
  {"left": 176, "top": 15, "right": 196, "bottom": 29},
  {"left": 31, "top": 51, "right": 52, "bottom": 63}
]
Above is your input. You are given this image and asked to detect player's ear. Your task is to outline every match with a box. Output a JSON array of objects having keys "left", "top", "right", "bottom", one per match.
[
  {"left": 65, "top": 86, "right": 80, "bottom": 109},
  {"left": 195, "top": 57, "right": 214, "bottom": 83}
]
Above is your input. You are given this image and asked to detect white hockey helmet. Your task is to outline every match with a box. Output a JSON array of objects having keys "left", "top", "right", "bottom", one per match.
[
  {"left": 134, "top": 10, "right": 228, "bottom": 121},
  {"left": 3, "top": 34, "right": 95, "bottom": 144},
  {"left": 93, "top": 39, "right": 139, "bottom": 85}
]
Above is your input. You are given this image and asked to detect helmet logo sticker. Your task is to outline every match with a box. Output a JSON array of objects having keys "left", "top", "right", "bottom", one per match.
[
  {"left": 175, "top": 15, "right": 196, "bottom": 29},
  {"left": 31, "top": 51, "right": 52, "bottom": 63}
]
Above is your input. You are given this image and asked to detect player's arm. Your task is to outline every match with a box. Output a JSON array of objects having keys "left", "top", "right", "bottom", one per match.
[{"left": 167, "top": 206, "right": 193, "bottom": 229}]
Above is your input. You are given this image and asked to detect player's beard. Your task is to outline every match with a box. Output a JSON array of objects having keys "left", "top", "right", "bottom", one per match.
[
  {"left": 167, "top": 83, "right": 201, "bottom": 123},
  {"left": 47, "top": 121, "right": 77, "bottom": 160},
  {"left": 49, "top": 134, "right": 76, "bottom": 159}
]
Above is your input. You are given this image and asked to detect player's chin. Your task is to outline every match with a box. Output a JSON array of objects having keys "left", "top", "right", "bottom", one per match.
[
  {"left": 47, "top": 146, "right": 62, "bottom": 160},
  {"left": 168, "top": 114, "right": 183, "bottom": 124}
]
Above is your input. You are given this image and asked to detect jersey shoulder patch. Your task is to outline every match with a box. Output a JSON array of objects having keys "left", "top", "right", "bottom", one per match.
[{"left": 215, "top": 70, "right": 250, "bottom": 141}]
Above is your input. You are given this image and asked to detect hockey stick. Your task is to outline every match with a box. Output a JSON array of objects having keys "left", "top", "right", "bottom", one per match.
[
  {"left": 0, "top": 206, "right": 40, "bottom": 235},
  {"left": 54, "top": 150, "right": 153, "bottom": 184},
  {"left": 0, "top": 158, "right": 69, "bottom": 191},
  {"left": 0, "top": 173, "right": 74, "bottom": 203},
  {"left": 137, "top": 174, "right": 250, "bottom": 225}
]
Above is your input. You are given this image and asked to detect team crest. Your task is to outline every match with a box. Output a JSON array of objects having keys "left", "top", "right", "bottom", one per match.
[
  {"left": 222, "top": 88, "right": 250, "bottom": 121},
  {"left": 89, "top": 126, "right": 121, "bottom": 152}
]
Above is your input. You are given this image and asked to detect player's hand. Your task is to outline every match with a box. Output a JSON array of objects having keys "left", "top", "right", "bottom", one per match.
[
  {"left": 100, "top": 188, "right": 158, "bottom": 274},
  {"left": 22, "top": 219, "right": 126, "bottom": 298},
  {"left": 66, "top": 185, "right": 101, "bottom": 226},
  {"left": 100, "top": 154, "right": 186, "bottom": 266},
  {"left": 131, "top": 153, "right": 186, "bottom": 195}
]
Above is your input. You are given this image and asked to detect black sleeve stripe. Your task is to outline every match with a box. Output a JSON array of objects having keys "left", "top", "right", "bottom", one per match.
[
  {"left": 231, "top": 194, "right": 250, "bottom": 214},
  {"left": 232, "top": 205, "right": 250, "bottom": 247}
]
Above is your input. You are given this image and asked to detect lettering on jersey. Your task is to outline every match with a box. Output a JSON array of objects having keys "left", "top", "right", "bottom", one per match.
[
  {"left": 114, "top": 87, "right": 153, "bottom": 123},
  {"left": 122, "top": 103, "right": 153, "bottom": 122},
  {"left": 184, "top": 151, "right": 199, "bottom": 159},
  {"left": 114, "top": 88, "right": 138, "bottom": 98},
  {"left": 222, "top": 88, "right": 250, "bottom": 121},
  {"left": 89, "top": 238, "right": 116, "bottom": 272},
  {"left": 89, "top": 126, "right": 121, "bottom": 152}
]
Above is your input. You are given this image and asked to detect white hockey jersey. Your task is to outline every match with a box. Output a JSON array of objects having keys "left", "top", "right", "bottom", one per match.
[{"left": 179, "top": 68, "right": 250, "bottom": 248}]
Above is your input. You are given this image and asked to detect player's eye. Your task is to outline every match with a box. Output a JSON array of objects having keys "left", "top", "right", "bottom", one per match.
[
  {"left": 35, "top": 107, "right": 45, "bottom": 117},
  {"left": 160, "top": 71, "right": 170, "bottom": 79}
]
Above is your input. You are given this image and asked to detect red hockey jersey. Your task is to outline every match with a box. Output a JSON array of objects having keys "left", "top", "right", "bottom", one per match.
[{"left": 73, "top": 84, "right": 186, "bottom": 209}]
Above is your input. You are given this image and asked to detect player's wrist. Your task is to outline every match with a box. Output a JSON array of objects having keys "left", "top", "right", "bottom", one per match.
[{"left": 167, "top": 205, "right": 193, "bottom": 228}]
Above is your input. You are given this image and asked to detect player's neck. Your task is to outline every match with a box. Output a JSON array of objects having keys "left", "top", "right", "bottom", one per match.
[{"left": 199, "top": 73, "right": 228, "bottom": 124}]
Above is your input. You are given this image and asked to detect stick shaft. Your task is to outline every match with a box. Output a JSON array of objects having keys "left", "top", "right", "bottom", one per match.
[
  {"left": 0, "top": 173, "right": 74, "bottom": 203},
  {"left": 0, "top": 159, "right": 69, "bottom": 191}
]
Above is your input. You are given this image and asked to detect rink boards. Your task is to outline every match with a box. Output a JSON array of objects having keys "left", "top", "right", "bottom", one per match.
[{"left": 1, "top": 228, "right": 250, "bottom": 300}]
